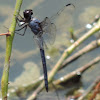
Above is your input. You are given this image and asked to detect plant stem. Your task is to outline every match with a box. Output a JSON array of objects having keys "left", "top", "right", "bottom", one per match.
[
  {"left": 27, "top": 20, "right": 100, "bottom": 100},
  {"left": 53, "top": 56, "right": 100, "bottom": 85},
  {"left": 49, "top": 20, "right": 100, "bottom": 81},
  {"left": 60, "top": 39, "right": 100, "bottom": 70},
  {"left": 78, "top": 76, "right": 100, "bottom": 100},
  {"left": 1, "top": 0, "right": 23, "bottom": 100}
]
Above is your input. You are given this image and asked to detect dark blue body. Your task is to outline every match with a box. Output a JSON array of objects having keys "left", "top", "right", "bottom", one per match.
[
  {"left": 29, "top": 17, "right": 48, "bottom": 92},
  {"left": 29, "top": 18, "right": 41, "bottom": 35},
  {"left": 40, "top": 49, "right": 48, "bottom": 92}
]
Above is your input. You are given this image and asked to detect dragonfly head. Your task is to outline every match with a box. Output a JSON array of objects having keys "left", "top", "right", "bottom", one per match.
[{"left": 23, "top": 9, "right": 33, "bottom": 21}]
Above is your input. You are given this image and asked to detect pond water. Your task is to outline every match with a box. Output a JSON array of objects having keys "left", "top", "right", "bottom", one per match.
[{"left": 0, "top": 0, "right": 100, "bottom": 100}]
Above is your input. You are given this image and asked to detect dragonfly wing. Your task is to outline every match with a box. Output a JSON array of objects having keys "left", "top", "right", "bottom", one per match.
[
  {"left": 54, "top": 4, "right": 74, "bottom": 33},
  {"left": 33, "top": 35, "right": 48, "bottom": 50},
  {"left": 40, "top": 17, "right": 56, "bottom": 45},
  {"left": 34, "top": 36, "right": 43, "bottom": 49}
]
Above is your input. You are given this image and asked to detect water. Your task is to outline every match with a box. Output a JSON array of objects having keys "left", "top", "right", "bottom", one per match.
[{"left": 0, "top": 0, "right": 100, "bottom": 99}]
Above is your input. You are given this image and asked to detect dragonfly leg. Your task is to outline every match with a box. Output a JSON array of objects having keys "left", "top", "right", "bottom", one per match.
[
  {"left": 15, "top": 24, "right": 27, "bottom": 31},
  {"left": 15, "top": 13, "right": 28, "bottom": 36},
  {"left": 16, "top": 16, "right": 25, "bottom": 27},
  {"left": 14, "top": 12, "right": 26, "bottom": 27},
  {"left": 18, "top": 13, "right": 24, "bottom": 19},
  {"left": 15, "top": 25, "right": 27, "bottom": 36}
]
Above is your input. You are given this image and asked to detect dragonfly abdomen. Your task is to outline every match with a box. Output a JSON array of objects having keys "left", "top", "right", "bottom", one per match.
[{"left": 40, "top": 49, "right": 48, "bottom": 92}]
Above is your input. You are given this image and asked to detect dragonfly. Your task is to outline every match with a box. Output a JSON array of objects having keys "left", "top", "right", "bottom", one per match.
[{"left": 14, "top": 3, "right": 75, "bottom": 92}]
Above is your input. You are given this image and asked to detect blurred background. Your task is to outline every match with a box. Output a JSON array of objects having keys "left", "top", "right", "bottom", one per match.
[{"left": 0, "top": 0, "right": 100, "bottom": 100}]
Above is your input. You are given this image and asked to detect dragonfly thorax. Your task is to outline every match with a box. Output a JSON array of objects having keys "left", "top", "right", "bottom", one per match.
[{"left": 29, "top": 18, "right": 42, "bottom": 35}]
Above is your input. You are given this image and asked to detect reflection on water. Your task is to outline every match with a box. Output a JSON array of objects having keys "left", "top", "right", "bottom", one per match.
[
  {"left": 10, "top": 62, "right": 40, "bottom": 86},
  {"left": 0, "top": 0, "right": 100, "bottom": 99}
]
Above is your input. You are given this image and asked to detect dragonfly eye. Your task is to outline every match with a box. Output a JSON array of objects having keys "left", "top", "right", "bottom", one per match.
[
  {"left": 31, "top": 12, "right": 33, "bottom": 15},
  {"left": 29, "top": 9, "right": 33, "bottom": 15}
]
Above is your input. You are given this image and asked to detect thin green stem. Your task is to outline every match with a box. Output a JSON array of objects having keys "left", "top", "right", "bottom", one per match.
[{"left": 1, "top": 0, "right": 23, "bottom": 100}]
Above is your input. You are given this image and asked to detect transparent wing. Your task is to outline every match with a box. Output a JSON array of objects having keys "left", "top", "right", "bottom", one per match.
[
  {"left": 40, "top": 17, "right": 56, "bottom": 45},
  {"left": 39, "top": 4, "right": 74, "bottom": 46},
  {"left": 33, "top": 35, "right": 48, "bottom": 50},
  {"left": 54, "top": 4, "right": 75, "bottom": 33}
]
